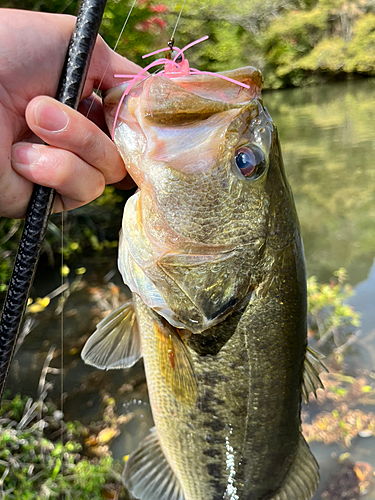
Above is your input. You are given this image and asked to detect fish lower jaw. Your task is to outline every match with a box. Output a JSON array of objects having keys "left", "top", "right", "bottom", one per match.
[
  {"left": 127, "top": 287, "right": 223, "bottom": 334},
  {"left": 123, "top": 272, "right": 233, "bottom": 333},
  {"left": 119, "top": 231, "right": 240, "bottom": 332}
]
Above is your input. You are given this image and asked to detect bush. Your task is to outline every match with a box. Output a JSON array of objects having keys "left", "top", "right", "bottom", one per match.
[{"left": 0, "top": 386, "right": 125, "bottom": 498}]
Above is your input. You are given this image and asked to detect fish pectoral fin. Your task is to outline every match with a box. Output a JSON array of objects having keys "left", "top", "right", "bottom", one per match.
[
  {"left": 155, "top": 319, "right": 197, "bottom": 406},
  {"left": 272, "top": 434, "right": 319, "bottom": 500},
  {"left": 302, "top": 346, "right": 328, "bottom": 403},
  {"left": 124, "top": 427, "right": 185, "bottom": 500},
  {"left": 81, "top": 299, "right": 141, "bottom": 370}
]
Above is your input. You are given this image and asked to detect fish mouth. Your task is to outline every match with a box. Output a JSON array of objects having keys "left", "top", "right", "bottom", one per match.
[
  {"left": 103, "top": 66, "right": 262, "bottom": 112},
  {"left": 106, "top": 67, "right": 266, "bottom": 333},
  {"left": 103, "top": 66, "right": 263, "bottom": 186}
]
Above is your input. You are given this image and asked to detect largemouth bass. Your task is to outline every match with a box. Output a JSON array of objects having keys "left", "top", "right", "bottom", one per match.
[{"left": 82, "top": 66, "right": 323, "bottom": 500}]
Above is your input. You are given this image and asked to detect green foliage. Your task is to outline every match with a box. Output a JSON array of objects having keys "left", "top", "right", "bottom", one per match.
[
  {"left": 0, "top": 186, "right": 126, "bottom": 293},
  {"left": 2, "top": 0, "right": 167, "bottom": 66},
  {"left": 345, "top": 13, "right": 375, "bottom": 74},
  {"left": 261, "top": 0, "right": 375, "bottom": 87},
  {"left": 0, "top": 219, "right": 22, "bottom": 292},
  {"left": 295, "top": 12, "right": 375, "bottom": 76},
  {"left": 308, "top": 268, "right": 360, "bottom": 327},
  {"left": 4, "top": 0, "right": 375, "bottom": 87},
  {"left": 298, "top": 37, "right": 347, "bottom": 72},
  {"left": 100, "top": 0, "right": 168, "bottom": 67},
  {"left": 0, "top": 394, "right": 124, "bottom": 499},
  {"left": 262, "top": 6, "right": 328, "bottom": 84},
  {"left": 307, "top": 268, "right": 361, "bottom": 360}
]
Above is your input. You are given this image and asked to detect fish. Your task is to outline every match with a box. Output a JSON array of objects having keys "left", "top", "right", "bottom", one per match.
[{"left": 82, "top": 65, "right": 324, "bottom": 500}]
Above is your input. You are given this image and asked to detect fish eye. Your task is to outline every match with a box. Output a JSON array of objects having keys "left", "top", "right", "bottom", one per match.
[{"left": 234, "top": 145, "right": 267, "bottom": 180}]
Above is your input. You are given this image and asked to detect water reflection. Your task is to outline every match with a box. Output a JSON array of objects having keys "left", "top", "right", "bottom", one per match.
[
  {"left": 265, "top": 79, "right": 375, "bottom": 284},
  {"left": 350, "top": 259, "right": 375, "bottom": 337},
  {"left": 307, "top": 257, "right": 375, "bottom": 499}
]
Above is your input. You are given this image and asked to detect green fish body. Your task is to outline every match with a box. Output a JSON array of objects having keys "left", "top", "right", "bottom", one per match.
[{"left": 82, "top": 67, "right": 323, "bottom": 500}]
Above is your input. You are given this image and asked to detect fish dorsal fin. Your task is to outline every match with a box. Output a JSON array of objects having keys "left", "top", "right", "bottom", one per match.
[
  {"left": 124, "top": 427, "right": 185, "bottom": 500},
  {"left": 81, "top": 300, "right": 141, "bottom": 370},
  {"left": 271, "top": 434, "right": 319, "bottom": 500},
  {"left": 154, "top": 319, "right": 197, "bottom": 406},
  {"left": 302, "top": 346, "right": 327, "bottom": 403}
]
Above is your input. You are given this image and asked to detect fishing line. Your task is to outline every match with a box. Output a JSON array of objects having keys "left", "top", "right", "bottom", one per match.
[
  {"left": 62, "top": 0, "right": 137, "bottom": 406},
  {"left": 113, "top": 0, "right": 137, "bottom": 53},
  {"left": 64, "top": 0, "right": 136, "bottom": 420},
  {"left": 58, "top": 3, "right": 139, "bottom": 456},
  {"left": 62, "top": 0, "right": 187, "bottom": 445},
  {"left": 60, "top": 211, "right": 65, "bottom": 491},
  {"left": 86, "top": 0, "right": 187, "bottom": 120},
  {"left": 171, "top": 0, "right": 187, "bottom": 39},
  {"left": 85, "top": 0, "right": 137, "bottom": 119},
  {"left": 60, "top": 1, "right": 138, "bottom": 426}
]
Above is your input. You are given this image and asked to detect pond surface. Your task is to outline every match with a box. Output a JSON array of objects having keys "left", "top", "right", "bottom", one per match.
[
  {"left": 4, "top": 78, "right": 375, "bottom": 499},
  {"left": 266, "top": 78, "right": 375, "bottom": 285}
]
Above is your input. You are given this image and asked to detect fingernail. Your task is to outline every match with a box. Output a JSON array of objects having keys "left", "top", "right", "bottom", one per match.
[
  {"left": 12, "top": 143, "right": 40, "bottom": 166},
  {"left": 34, "top": 99, "right": 69, "bottom": 132}
]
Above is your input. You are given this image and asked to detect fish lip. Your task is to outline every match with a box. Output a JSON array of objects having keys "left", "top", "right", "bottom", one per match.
[
  {"left": 104, "top": 66, "right": 263, "bottom": 133},
  {"left": 103, "top": 65, "right": 262, "bottom": 100},
  {"left": 102, "top": 82, "right": 130, "bottom": 100}
]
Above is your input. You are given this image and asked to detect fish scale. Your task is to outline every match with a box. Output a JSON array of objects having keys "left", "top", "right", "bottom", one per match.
[{"left": 131, "top": 227, "right": 306, "bottom": 500}]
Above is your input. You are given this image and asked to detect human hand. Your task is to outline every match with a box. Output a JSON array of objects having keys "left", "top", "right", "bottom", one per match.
[{"left": 0, "top": 9, "right": 139, "bottom": 219}]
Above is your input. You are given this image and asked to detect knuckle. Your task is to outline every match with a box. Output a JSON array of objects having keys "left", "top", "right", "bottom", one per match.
[
  {"left": 54, "top": 155, "right": 74, "bottom": 189},
  {"left": 80, "top": 129, "right": 107, "bottom": 165},
  {"left": 90, "top": 175, "right": 105, "bottom": 201},
  {"left": 79, "top": 129, "right": 95, "bottom": 152},
  {"left": 81, "top": 178, "right": 105, "bottom": 205}
]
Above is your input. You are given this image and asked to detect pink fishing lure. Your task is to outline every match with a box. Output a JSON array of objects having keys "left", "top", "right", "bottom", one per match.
[{"left": 110, "top": 36, "right": 250, "bottom": 139}]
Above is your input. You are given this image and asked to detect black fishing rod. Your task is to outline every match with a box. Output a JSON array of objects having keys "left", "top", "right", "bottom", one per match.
[{"left": 0, "top": 0, "right": 107, "bottom": 402}]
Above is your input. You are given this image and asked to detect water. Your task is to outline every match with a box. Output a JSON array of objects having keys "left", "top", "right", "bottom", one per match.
[
  {"left": 265, "top": 78, "right": 375, "bottom": 285},
  {"left": 265, "top": 80, "right": 375, "bottom": 498},
  {"left": 5, "top": 78, "right": 375, "bottom": 498}
]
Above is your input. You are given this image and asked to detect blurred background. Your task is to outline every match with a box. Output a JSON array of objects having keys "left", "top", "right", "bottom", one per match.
[{"left": 1, "top": 0, "right": 375, "bottom": 498}]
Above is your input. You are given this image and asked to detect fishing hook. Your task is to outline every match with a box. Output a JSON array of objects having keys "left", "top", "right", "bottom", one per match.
[{"left": 0, "top": 0, "right": 108, "bottom": 403}]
